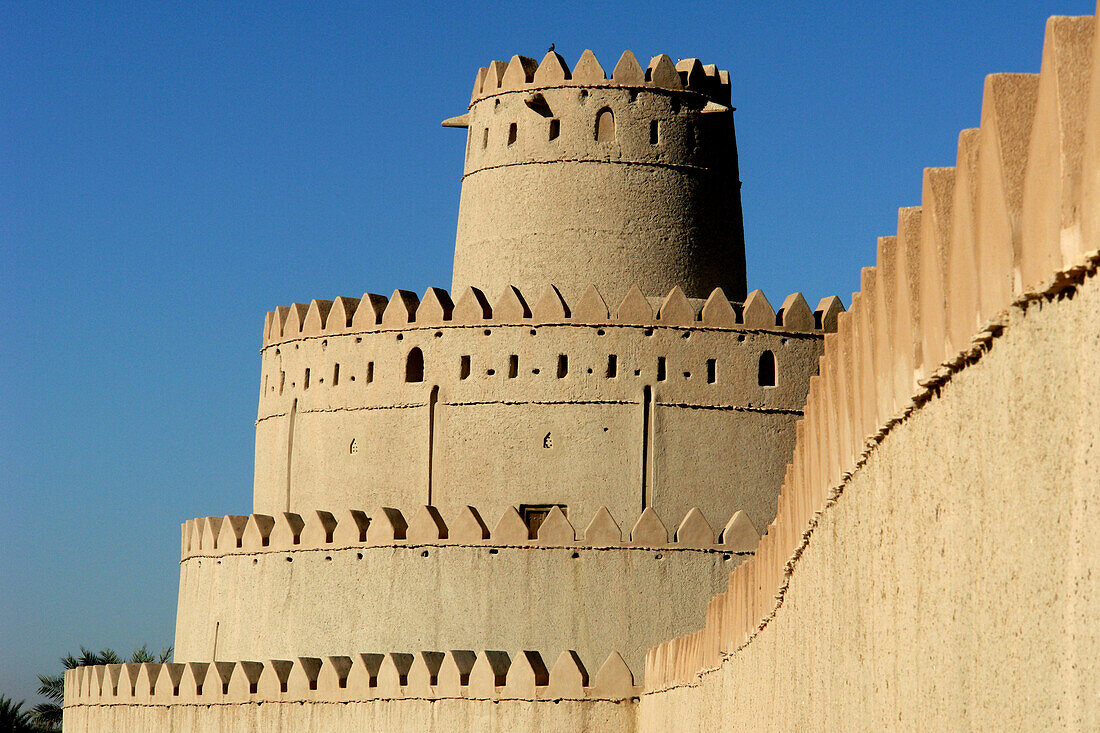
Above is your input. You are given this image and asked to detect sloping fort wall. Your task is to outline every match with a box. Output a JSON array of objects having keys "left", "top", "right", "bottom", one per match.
[{"left": 640, "top": 12, "right": 1099, "bottom": 729}]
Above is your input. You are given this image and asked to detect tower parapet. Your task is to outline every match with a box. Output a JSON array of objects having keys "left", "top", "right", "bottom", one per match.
[{"left": 448, "top": 50, "right": 746, "bottom": 305}]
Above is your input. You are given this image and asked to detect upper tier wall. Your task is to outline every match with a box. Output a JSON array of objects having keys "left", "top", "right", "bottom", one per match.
[
  {"left": 254, "top": 285, "right": 840, "bottom": 532},
  {"left": 450, "top": 51, "right": 744, "bottom": 303}
]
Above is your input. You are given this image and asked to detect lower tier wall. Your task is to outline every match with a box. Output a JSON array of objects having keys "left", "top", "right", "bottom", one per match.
[
  {"left": 63, "top": 698, "right": 636, "bottom": 732},
  {"left": 637, "top": 263, "right": 1100, "bottom": 729},
  {"left": 175, "top": 542, "right": 737, "bottom": 673}
]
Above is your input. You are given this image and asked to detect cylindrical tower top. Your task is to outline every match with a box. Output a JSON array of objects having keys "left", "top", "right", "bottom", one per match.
[{"left": 446, "top": 50, "right": 747, "bottom": 305}]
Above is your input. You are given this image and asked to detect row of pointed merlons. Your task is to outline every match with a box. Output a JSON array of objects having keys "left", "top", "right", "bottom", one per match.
[
  {"left": 471, "top": 51, "right": 730, "bottom": 104},
  {"left": 63, "top": 649, "right": 639, "bottom": 704},
  {"left": 263, "top": 284, "right": 845, "bottom": 347},
  {"left": 180, "top": 505, "right": 761, "bottom": 559},
  {"left": 645, "top": 13, "right": 1100, "bottom": 690}
]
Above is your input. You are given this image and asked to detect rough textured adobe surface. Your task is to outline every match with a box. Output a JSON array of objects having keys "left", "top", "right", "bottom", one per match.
[
  {"left": 637, "top": 271, "right": 1100, "bottom": 731},
  {"left": 174, "top": 543, "right": 738, "bottom": 672},
  {"left": 62, "top": 698, "right": 637, "bottom": 732},
  {"left": 255, "top": 322, "right": 822, "bottom": 531},
  {"left": 452, "top": 81, "right": 745, "bottom": 304}
]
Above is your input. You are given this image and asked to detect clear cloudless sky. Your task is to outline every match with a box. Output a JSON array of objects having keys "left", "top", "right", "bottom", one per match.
[{"left": 1, "top": 0, "right": 1093, "bottom": 706}]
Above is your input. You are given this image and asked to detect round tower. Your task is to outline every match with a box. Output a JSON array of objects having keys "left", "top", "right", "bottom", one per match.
[{"left": 446, "top": 50, "right": 747, "bottom": 304}]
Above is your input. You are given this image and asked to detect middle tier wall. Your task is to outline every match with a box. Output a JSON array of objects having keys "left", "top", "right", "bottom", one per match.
[
  {"left": 174, "top": 540, "right": 737, "bottom": 674},
  {"left": 255, "top": 322, "right": 823, "bottom": 531}
]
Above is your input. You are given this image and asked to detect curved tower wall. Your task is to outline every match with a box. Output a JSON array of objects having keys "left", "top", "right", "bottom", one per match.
[{"left": 450, "top": 52, "right": 746, "bottom": 305}]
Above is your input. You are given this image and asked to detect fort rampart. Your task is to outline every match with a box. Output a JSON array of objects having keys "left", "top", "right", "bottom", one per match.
[
  {"left": 638, "top": 13, "right": 1100, "bottom": 728},
  {"left": 174, "top": 504, "right": 758, "bottom": 671},
  {"left": 255, "top": 285, "right": 840, "bottom": 531}
]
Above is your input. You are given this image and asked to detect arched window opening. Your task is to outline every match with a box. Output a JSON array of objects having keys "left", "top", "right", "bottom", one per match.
[
  {"left": 758, "top": 350, "right": 776, "bottom": 387},
  {"left": 595, "top": 108, "right": 615, "bottom": 142},
  {"left": 405, "top": 347, "right": 424, "bottom": 383}
]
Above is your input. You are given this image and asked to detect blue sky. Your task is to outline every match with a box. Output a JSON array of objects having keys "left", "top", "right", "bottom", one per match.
[{"left": 1, "top": 0, "right": 1092, "bottom": 706}]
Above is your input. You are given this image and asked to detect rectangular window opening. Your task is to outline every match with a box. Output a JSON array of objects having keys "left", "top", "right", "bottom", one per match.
[
  {"left": 366, "top": 361, "right": 374, "bottom": 384},
  {"left": 606, "top": 354, "right": 617, "bottom": 378},
  {"left": 650, "top": 120, "right": 660, "bottom": 144},
  {"left": 520, "top": 504, "right": 568, "bottom": 540},
  {"left": 508, "top": 354, "right": 518, "bottom": 378},
  {"left": 303, "top": 368, "right": 310, "bottom": 390},
  {"left": 279, "top": 371, "right": 285, "bottom": 395},
  {"left": 706, "top": 358, "right": 716, "bottom": 384},
  {"left": 460, "top": 355, "right": 471, "bottom": 380},
  {"left": 557, "top": 354, "right": 568, "bottom": 378},
  {"left": 657, "top": 357, "right": 667, "bottom": 382},
  {"left": 482, "top": 128, "right": 489, "bottom": 149},
  {"left": 549, "top": 118, "right": 560, "bottom": 140},
  {"left": 507, "top": 122, "right": 517, "bottom": 145},
  {"left": 333, "top": 363, "right": 340, "bottom": 386}
]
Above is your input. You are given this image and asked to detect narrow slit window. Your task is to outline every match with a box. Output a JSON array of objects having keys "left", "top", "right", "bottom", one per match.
[
  {"left": 263, "top": 374, "right": 268, "bottom": 393},
  {"left": 657, "top": 357, "right": 666, "bottom": 382},
  {"left": 549, "top": 118, "right": 560, "bottom": 140},
  {"left": 279, "top": 371, "right": 286, "bottom": 394},
  {"left": 333, "top": 363, "right": 340, "bottom": 386},
  {"left": 758, "top": 350, "right": 776, "bottom": 387},
  {"left": 366, "top": 361, "right": 374, "bottom": 384},
  {"left": 606, "top": 354, "right": 617, "bottom": 378},
  {"left": 405, "top": 348, "right": 424, "bottom": 383},
  {"left": 304, "top": 368, "right": 311, "bottom": 390},
  {"left": 557, "top": 354, "right": 568, "bottom": 378},
  {"left": 508, "top": 354, "right": 518, "bottom": 378},
  {"left": 706, "top": 358, "right": 716, "bottom": 384},
  {"left": 595, "top": 108, "right": 615, "bottom": 141},
  {"left": 460, "top": 355, "right": 471, "bottom": 380},
  {"left": 650, "top": 120, "right": 660, "bottom": 144},
  {"left": 482, "top": 128, "right": 489, "bottom": 149},
  {"left": 507, "top": 122, "right": 517, "bottom": 145}
]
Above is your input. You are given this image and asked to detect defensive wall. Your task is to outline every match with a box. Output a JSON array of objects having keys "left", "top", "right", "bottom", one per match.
[
  {"left": 638, "top": 13, "right": 1100, "bottom": 729},
  {"left": 62, "top": 650, "right": 641, "bottom": 732},
  {"left": 255, "top": 284, "right": 841, "bottom": 533},
  {"left": 173, "top": 504, "right": 760, "bottom": 671},
  {"left": 451, "top": 51, "right": 745, "bottom": 303}
]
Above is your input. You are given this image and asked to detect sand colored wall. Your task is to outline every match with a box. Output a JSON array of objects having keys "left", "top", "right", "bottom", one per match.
[
  {"left": 450, "top": 51, "right": 744, "bottom": 304},
  {"left": 639, "top": 13, "right": 1100, "bottom": 729},
  {"left": 173, "top": 524, "right": 741, "bottom": 673},
  {"left": 254, "top": 285, "right": 827, "bottom": 532},
  {"left": 64, "top": 701, "right": 634, "bottom": 733},
  {"left": 638, "top": 265, "right": 1100, "bottom": 730}
]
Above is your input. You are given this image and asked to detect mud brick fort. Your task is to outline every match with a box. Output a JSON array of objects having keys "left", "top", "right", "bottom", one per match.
[{"left": 63, "top": 8, "right": 1099, "bottom": 730}]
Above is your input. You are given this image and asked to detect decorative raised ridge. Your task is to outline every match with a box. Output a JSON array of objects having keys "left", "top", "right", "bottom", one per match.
[
  {"left": 179, "top": 505, "right": 761, "bottom": 559},
  {"left": 63, "top": 649, "right": 641, "bottom": 704},
  {"left": 470, "top": 50, "right": 731, "bottom": 104},
  {"left": 262, "top": 284, "right": 841, "bottom": 346},
  {"left": 643, "top": 11, "right": 1100, "bottom": 692}
]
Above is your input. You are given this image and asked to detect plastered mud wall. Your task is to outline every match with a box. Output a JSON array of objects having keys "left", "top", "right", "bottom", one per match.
[
  {"left": 173, "top": 503, "right": 753, "bottom": 671},
  {"left": 451, "top": 51, "right": 744, "bottom": 304},
  {"left": 640, "top": 12, "right": 1100, "bottom": 730},
  {"left": 638, "top": 264, "right": 1100, "bottom": 731},
  {"left": 255, "top": 284, "right": 834, "bottom": 532}
]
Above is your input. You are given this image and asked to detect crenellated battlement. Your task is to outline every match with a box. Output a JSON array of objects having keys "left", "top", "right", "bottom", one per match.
[
  {"left": 63, "top": 648, "right": 640, "bottom": 704},
  {"left": 261, "top": 283, "right": 843, "bottom": 347},
  {"left": 179, "top": 504, "right": 761, "bottom": 560},
  {"left": 466, "top": 51, "right": 731, "bottom": 106}
]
